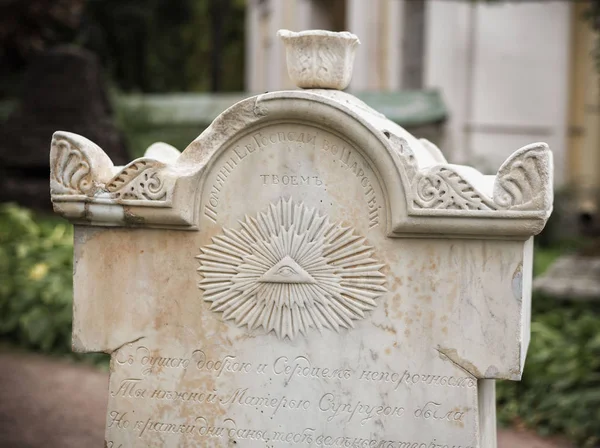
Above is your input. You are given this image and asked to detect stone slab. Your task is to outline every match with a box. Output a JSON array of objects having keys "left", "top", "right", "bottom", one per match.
[
  {"left": 71, "top": 120, "right": 535, "bottom": 447},
  {"left": 533, "top": 255, "right": 600, "bottom": 300}
]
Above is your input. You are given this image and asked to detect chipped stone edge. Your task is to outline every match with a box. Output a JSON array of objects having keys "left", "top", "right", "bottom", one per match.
[
  {"left": 50, "top": 90, "right": 553, "bottom": 239},
  {"left": 50, "top": 131, "right": 193, "bottom": 229}
]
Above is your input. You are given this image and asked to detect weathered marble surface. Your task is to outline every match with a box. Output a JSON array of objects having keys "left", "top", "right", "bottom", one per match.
[
  {"left": 52, "top": 30, "right": 552, "bottom": 448},
  {"left": 79, "top": 226, "right": 531, "bottom": 447}
]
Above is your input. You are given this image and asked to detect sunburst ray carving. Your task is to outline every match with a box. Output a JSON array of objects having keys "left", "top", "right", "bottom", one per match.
[{"left": 196, "top": 198, "right": 386, "bottom": 339}]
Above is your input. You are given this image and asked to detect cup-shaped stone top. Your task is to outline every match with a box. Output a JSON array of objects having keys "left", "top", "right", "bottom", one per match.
[{"left": 278, "top": 29, "right": 360, "bottom": 90}]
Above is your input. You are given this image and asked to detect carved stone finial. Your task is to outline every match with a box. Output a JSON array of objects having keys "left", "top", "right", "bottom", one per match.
[{"left": 278, "top": 29, "right": 360, "bottom": 90}]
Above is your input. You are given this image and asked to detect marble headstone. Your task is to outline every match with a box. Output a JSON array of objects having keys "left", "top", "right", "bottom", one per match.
[{"left": 50, "top": 30, "right": 553, "bottom": 448}]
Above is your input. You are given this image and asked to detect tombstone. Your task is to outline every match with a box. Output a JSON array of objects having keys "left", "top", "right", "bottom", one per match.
[
  {"left": 534, "top": 254, "right": 600, "bottom": 301},
  {"left": 50, "top": 30, "right": 553, "bottom": 448},
  {"left": 1, "top": 45, "right": 128, "bottom": 210}
]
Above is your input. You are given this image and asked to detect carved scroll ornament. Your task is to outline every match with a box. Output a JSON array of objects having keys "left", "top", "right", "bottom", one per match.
[
  {"left": 50, "top": 131, "right": 172, "bottom": 203},
  {"left": 106, "top": 159, "right": 167, "bottom": 201},
  {"left": 388, "top": 134, "right": 552, "bottom": 215}
]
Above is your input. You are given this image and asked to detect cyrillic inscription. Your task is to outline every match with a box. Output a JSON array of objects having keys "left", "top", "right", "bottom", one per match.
[
  {"left": 359, "top": 369, "right": 477, "bottom": 389},
  {"left": 273, "top": 355, "right": 352, "bottom": 384},
  {"left": 220, "top": 388, "right": 311, "bottom": 417},
  {"left": 321, "top": 138, "right": 381, "bottom": 228},
  {"left": 260, "top": 174, "right": 324, "bottom": 186},
  {"left": 106, "top": 411, "right": 476, "bottom": 447},
  {"left": 107, "top": 343, "right": 477, "bottom": 446},
  {"left": 202, "top": 126, "right": 383, "bottom": 229},
  {"left": 203, "top": 130, "right": 317, "bottom": 222},
  {"left": 318, "top": 393, "right": 405, "bottom": 424},
  {"left": 113, "top": 344, "right": 475, "bottom": 389}
]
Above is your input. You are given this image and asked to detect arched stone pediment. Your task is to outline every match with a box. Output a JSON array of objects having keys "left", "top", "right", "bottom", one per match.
[{"left": 51, "top": 89, "right": 552, "bottom": 239}]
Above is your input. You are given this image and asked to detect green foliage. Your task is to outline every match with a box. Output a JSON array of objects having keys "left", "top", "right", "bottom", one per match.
[
  {"left": 584, "top": 0, "right": 600, "bottom": 74},
  {"left": 113, "top": 99, "right": 202, "bottom": 159},
  {"left": 181, "top": 0, "right": 246, "bottom": 92},
  {"left": 498, "top": 240, "right": 600, "bottom": 448},
  {"left": 0, "top": 0, "right": 246, "bottom": 97},
  {"left": 533, "top": 247, "right": 562, "bottom": 277},
  {"left": 83, "top": 0, "right": 245, "bottom": 93},
  {"left": 0, "top": 204, "right": 106, "bottom": 365},
  {"left": 497, "top": 299, "right": 600, "bottom": 447}
]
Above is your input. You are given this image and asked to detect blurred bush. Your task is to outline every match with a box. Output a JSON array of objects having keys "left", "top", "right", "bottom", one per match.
[
  {"left": 497, "top": 216, "right": 600, "bottom": 447},
  {"left": 0, "top": 0, "right": 246, "bottom": 98},
  {"left": 497, "top": 300, "right": 600, "bottom": 447},
  {"left": 0, "top": 203, "right": 106, "bottom": 365}
]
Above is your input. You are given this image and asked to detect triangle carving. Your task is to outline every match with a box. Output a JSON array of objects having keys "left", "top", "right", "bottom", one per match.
[{"left": 259, "top": 255, "right": 316, "bottom": 284}]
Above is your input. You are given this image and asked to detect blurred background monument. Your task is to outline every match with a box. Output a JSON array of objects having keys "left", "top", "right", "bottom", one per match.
[{"left": 0, "top": 46, "right": 128, "bottom": 209}]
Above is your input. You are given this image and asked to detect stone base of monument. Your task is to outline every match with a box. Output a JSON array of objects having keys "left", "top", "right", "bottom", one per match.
[
  {"left": 49, "top": 30, "right": 553, "bottom": 448},
  {"left": 534, "top": 254, "right": 600, "bottom": 301}
]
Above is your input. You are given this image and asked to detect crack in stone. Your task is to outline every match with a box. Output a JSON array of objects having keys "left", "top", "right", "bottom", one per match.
[
  {"left": 435, "top": 346, "right": 480, "bottom": 378},
  {"left": 107, "top": 336, "right": 145, "bottom": 355}
]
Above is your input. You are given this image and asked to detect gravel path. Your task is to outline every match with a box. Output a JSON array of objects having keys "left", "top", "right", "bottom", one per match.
[
  {"left": 0, "top": 350, "right": 107, "bottom": 448},
  {"left": 0, "top": 350, "right": 571, "bottom": 448}
]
